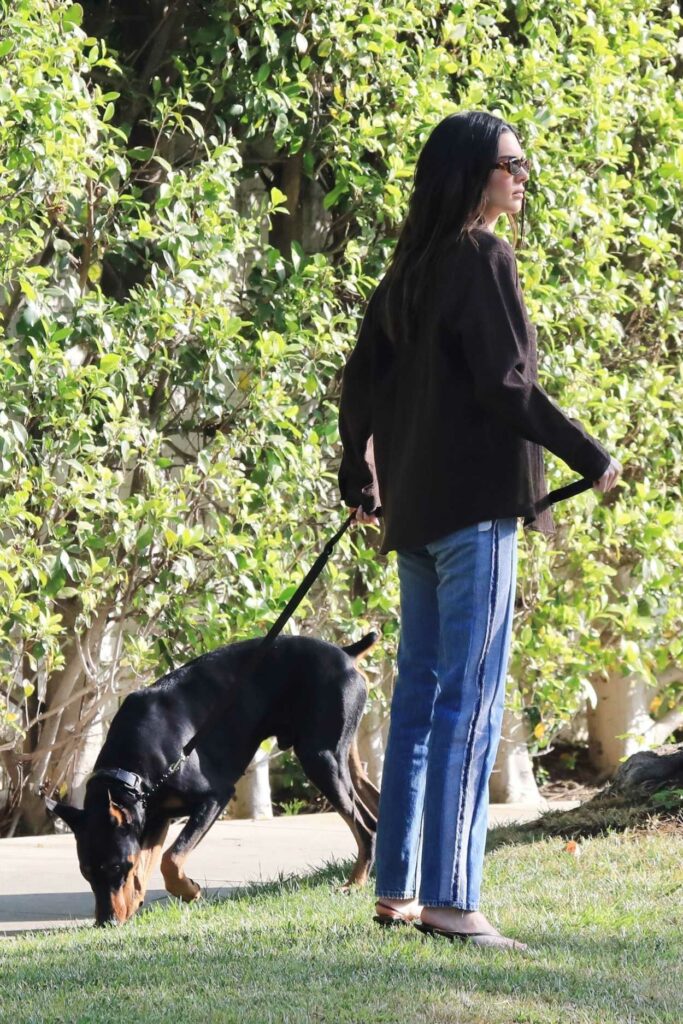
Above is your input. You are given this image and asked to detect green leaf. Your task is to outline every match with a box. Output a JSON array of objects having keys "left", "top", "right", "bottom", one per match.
[
  {"left": 100, "top": 353, "right": 121, "bottom": 374},
  {"left": 136, "top": 525, "right": 155, "bottom": 552},
  {"left": 270, "top": 186, "right": 288, "bottom": 208},
  {"left": 62, "top": 3, "right": 83, "bottom": 28},
  {"left": 44, "top": 569, "right": 67, "bottom": 598}
]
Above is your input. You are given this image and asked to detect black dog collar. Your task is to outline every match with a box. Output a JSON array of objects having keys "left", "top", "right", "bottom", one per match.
[{"left": 88, "top": 768, "right": 148, "bottom": 800}]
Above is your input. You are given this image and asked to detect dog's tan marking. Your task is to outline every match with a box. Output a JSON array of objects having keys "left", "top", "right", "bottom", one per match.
[
  {"left": 349, "top": 738, "right": 380, "bottom": 819},
  {"left": 131, "top": 823, "right": 170, "bottom": 907},
  {"left": 354, "top": 651, "right": 376, "bottom": 666},
  {"left": 109, "top": 806, "right": 125, "bottom": 827},
  {"left": 107, "top": 792, "right": 133, "bottom": 828},
  {"left": 160, "top": 850, "right": 202, "bottom": 902},
  {"left": 159, "top": 796, "right": 186, "bottom": 811},
  {"left": 352, "top": 635, "right": 379, "bottom": 664},
  {"left": 108, "top": 856, "right": 139, "bottom": 923},
  {"left": 338, "top": 810, "right": 373, "bottom": 889}
]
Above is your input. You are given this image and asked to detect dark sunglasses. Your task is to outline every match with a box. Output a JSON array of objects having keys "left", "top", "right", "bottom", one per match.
[{"left": 492, "top": 156, "right": 530, "bottom": 175}]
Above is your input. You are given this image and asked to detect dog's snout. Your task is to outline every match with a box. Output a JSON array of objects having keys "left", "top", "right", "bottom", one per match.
[
  {"left": 94, "top": 897, "right": 120, "bottom": 927},
  {"left": 94, "top": 885, "right": 133, "bottom": 926}
]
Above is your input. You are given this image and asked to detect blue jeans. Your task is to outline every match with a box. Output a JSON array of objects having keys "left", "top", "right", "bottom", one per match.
[{"left": 375, "top": 517, "right": 519, "bottom": 909}]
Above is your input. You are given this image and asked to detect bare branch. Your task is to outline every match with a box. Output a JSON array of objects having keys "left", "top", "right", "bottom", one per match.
[{"left": 646, "top": 705, "right": 683, "bottom": 748}]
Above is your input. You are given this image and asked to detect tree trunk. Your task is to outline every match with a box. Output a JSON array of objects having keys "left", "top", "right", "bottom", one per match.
[
  {"left": 270, "top": 151, "right": 304, "bottom": 259},
  {"left": 489, "top": 704, "right": 543, "bottom": 804},
  {"left": 587, "top": 664, "right": 683, "bottom": 777},
  {"left": 586, "top": 563, "right": 683, "bottom": 776},
  {"left": 226, "top": 746, "right": 273, "bottom": 819},
  {"left": 356, "top": 659, "right": 393, "bottom": 789},
  {"left": 586, "top": 668, "right": 654, "bottom": 776},
  {"left": 356, "top": 700, "right": 385, "bottom": 790},
  {"left": 70, "top": 690, "right": 119, "bottom": 807},
  {"left": 5, "top": 604, "right": 112, "bottom": 835}
]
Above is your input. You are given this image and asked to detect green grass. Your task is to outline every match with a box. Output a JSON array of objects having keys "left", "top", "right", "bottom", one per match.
[{"left": 0, "top": 828, "right": 681, "bottom": 1024}]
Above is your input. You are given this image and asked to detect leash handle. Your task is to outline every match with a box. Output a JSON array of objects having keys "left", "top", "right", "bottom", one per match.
[{"left": 523, "top": 476, "right": 594, "bottom": 526}]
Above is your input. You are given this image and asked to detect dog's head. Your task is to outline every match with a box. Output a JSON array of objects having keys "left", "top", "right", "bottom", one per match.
[{"left": 48, "top": 789, "right": 148, "bottom": 926}]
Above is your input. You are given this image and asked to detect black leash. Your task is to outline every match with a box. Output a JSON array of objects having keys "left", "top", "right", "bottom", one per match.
[
  {"left": 87, "top": 477, "right": 595, "bottom": 805},
  {"left": 181, "top": 510, "right": 357, "bottom": 760},
  {"left": 86, "top": 511, "right": 358, "bottom": 804},
  {"left": 523, "top": 475, "right": 594, "bottom": 526}
]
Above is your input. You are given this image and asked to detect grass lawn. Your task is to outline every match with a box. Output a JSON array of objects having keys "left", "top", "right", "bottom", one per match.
[{"left": 0, "top": 825, "right": 680, "bottom": 1024}]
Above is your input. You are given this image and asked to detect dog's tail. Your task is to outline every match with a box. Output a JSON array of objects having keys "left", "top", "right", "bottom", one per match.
[{"left": 342, "top": 630, "right": 379, "bottom": 662}]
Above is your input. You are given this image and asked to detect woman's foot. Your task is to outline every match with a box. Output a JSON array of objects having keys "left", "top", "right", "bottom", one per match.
[
  {"left": 419, "top": 907, "right": 527, "bottom": 950},
  {"left": 374, "top": 896, "right": 423, "bottom": 925}
]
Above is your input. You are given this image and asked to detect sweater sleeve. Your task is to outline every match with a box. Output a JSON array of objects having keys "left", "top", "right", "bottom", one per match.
[
  {"left": 460, "top": 242, "right": 611, "bottom": 481},
  {"left": 337, "top": 289, "right": 381, "bottom": 512}
]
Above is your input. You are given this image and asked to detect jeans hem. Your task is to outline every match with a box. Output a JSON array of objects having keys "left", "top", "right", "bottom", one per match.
[
  {"left": 375, "top": 890, "right": 417, "bottom": 899},
  {"left": 420, "top": 900, "right": 479, "bottom": 910}
]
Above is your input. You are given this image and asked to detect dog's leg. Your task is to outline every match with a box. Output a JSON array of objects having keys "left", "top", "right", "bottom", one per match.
[
  {"left": 295, "top": 746, "right": 376, "bottom": 889},
  {"left": 160, "top": 796, "right": 225, "bottom": 902},
  {"left": 133, "top": 819, "right": 170, "bottom": 906},
  {"left": 348, "top": 738, "right": 380, "bottom": 820}
]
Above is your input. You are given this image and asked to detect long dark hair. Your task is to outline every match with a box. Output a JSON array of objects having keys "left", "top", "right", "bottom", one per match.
[{"left": 380, "top": 110, "right": 526, "bottom": 347}]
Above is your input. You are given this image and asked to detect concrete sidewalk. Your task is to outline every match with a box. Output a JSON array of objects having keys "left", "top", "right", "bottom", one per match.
[{"left": 0, "top": 801, "right": 578, "bottom": 935}]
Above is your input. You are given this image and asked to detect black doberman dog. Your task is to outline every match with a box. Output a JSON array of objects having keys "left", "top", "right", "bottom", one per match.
[{"left": 47, "top": 632, "right": 380, "bottom": 925}]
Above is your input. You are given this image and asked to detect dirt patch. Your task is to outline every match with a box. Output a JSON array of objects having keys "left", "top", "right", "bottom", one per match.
[{"left": 488, "top": 756, "right": 683, "bottom": 853}]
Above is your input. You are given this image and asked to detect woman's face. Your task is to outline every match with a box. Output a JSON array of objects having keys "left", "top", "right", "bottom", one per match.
[{"left": 484, "top": 130, "right": 529, "bottom": 219}]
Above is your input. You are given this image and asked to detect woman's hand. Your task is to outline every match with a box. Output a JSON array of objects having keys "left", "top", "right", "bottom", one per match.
[
  {"left": 347, "top": 506, "right": 380, "bottom": 526},
  {"left": 593, "top": 456, "right": 623, "bottom": 493}
]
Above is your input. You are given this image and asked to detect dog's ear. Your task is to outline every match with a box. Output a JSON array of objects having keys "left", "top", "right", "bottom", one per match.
[
  {"left": 47, "top": 800, "right": 86, "bottom": 834},
  {"left": 108, "top": 792, "right": 134, "bottom": 828}
]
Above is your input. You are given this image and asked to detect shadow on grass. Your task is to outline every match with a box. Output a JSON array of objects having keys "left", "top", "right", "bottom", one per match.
[{"left": 141, "top": 854, "right": 357, "bottom": 915}]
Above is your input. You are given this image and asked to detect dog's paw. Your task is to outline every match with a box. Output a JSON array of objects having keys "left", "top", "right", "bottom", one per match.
[
  {"left": 339, "top": 872, "right": 369, "bottom": 894},
  {"left": 165, "top": 875, "right": 202, "bottom": 902},
  {"left": 339, "top": 880, "right": 362, "bottom": 896},
  {"left": 182, "top": 878, "right": 202, "bottom": 903}
]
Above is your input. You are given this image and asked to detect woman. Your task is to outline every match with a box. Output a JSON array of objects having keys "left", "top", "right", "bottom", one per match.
[{"left": 337, "top": 111, "right": 622, "bottom": 951}]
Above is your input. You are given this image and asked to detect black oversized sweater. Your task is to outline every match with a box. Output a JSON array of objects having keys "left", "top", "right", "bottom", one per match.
[{"left": 337, "top": 227, "right": 611, "bottom": 555}]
